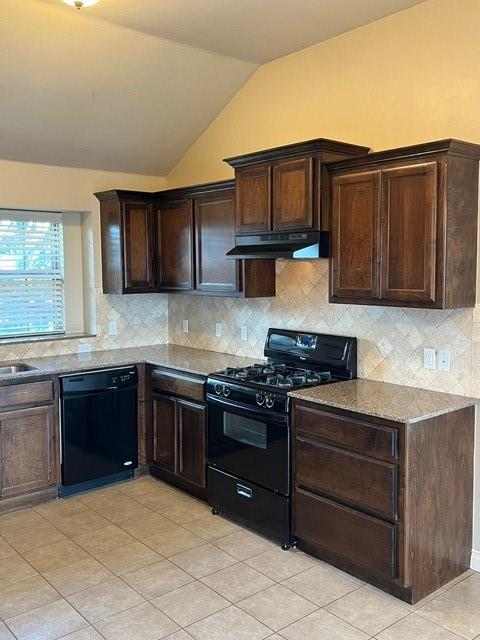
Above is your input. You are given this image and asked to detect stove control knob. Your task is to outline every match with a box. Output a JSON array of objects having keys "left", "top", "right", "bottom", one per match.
[
  {"left": 255, "top": 392, "right": 265, "bottom": 406},
  {"left": 265, "top": 394, "right": 275, "bottom": 409},
  {"left": 222, "top": 386, "right": 231, "bottom": 398},
  {"left": 214, "top": 384, "right": 223, "bottom": 396}
]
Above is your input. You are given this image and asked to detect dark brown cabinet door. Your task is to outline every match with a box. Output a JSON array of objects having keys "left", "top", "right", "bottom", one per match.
[
  {"left": 176, "top": 400, "right": 206, "bottom": 488},
  {"left": 380, "top": 163, "right": 437, "bottom": 304},
  {"left": 152, "top": 393, "right": 176, "bottom": 474},
  {"left": 272, "top": 156, "right": 313, "bottom": 230},
  {"left": 195, "top": 191, "right": 240, "bottom": 293},
  {"left": 0, "top": 406, "right": 55, "bottom": 499},
  {"left": 123, "top": 202, "right": 156, "bottom": 292},
  {"left": 157, "top": 199, "right": 194, "bottom": 290},
  {"left": 235, "top": 165, "right": 271, "bottom": 234},
  {"left": 331, "top": 170, "right": 381, "bottom": 301}
]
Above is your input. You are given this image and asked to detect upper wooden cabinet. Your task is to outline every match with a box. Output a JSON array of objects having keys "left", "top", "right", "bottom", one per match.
[
  {"left": 156, "top": 181, "right": 276, "bottom": 298},
  {"left": 331, "top": 170, "right": 381, "bottom": 301},
  {"left": 235, "top": 165, "right": 271, "bottom": 233},
  {"left": 272, "top": 157, "right": 314, "bottom": 230},
  {"left": 194, "top": 189, "right": 240, "bottom": 294},
  {"left": 156, "top": 198, "right": 194, "bottom": 291},
  {"left": 95, "top": 191, "right": 157, "bottom": 294},
  {"left": 96, "top": 181, "right": 276, "bottom": 298},
  {"left": 225, "top": 139, "right": 369, "bottom": 235},
  {"left": 328, "top": 140, "right": 480, "bottom": 309}
]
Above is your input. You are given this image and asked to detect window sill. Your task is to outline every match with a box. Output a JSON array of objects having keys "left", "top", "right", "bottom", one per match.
[{"left": 0, "top": 333, "right": 96, "bottom": 346}]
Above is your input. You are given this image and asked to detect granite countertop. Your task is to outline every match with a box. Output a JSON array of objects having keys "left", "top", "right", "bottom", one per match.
[
  {"left": 0, "top": 344, "right": 260, "bottom": 382},
  {"left": 289, "top": 378, "right": 478, "bottom": 423}
]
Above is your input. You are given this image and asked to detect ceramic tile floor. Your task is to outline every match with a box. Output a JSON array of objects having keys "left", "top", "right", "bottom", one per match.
[{"left": 0, "top": 476, "right": 478, "bottom": 640}]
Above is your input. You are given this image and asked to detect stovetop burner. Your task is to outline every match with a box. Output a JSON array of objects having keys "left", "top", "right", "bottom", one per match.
[{"left": 218, "top": 363, "right": 333, "bottom": 390}]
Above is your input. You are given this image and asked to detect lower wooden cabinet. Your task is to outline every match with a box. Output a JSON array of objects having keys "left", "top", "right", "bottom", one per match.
[
  {"left": 150, "top": 371, "right": 207, "bottom": 497},
  {"left": 0, "top": 405, "right": 56, "bottom": 499},
  {"left": 152, "top": 393, "right": 177, "bottom": 474},
  {"left": 176, "top": 399, "right": 206, "bottom": 488},
  {"left": 0, "top": 380, "right": 57, "bottom": 512},
  {"left": 292, "top": 399, "right": 475, "bottom": 604}
]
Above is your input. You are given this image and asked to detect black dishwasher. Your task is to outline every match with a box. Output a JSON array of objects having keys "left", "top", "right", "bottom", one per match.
[{"left": 60, "top": 366, "right": 138, "bottom": 496}]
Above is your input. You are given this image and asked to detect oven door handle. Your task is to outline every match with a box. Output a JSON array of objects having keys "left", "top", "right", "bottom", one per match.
[{"left": 206, "top": 394, "right": 288, "bottom": 424}]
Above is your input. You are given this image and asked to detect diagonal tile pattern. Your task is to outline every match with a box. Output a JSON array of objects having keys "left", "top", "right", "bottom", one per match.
[
  {"left": 0, "top": 476, "right": 477, "bottom": 640},
  {"left": 168, "top": 261, "right": 480, "bottom": 399}
]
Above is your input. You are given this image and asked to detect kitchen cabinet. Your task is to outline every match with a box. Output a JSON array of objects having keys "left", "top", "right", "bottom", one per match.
[
  {"left": 150, "top": 368, "right": 207, "bottom": 498},
  {"left": 328, "top": 139, "right": 480, "bottom": 308},
  {"left": 195, "top": 189, "right": 239, "bottom": 293},
  {"left": 292, "top": 399, "right": 475, "bottom": 604},
  {"left": 96, "top": 181, "right": 276, "bottom": 298},
  {"left": 156, "top": 198, "right": 194, "bottom": 291},
  {"left": 0, "top": 379, "right": 58, "bottom": 513},
  {"left": 225, "top": 138, "right": 369, "bottom": 235},
  {"left": 95, "top": 191, "right": 156, "bottom": 294},
  {"left": 157, "top": 181, "right": 276, "bottom": 297}
]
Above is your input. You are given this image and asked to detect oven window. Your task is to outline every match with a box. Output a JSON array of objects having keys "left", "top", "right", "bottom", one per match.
[{"left": 223, "top": 412, "right": 267, "bottom": 450}]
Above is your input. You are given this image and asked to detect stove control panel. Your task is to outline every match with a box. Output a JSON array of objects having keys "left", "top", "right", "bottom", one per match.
[
  {"left": 255, "top": 391, "right": 275, "bottom": 408},
  {"left": 207, "top": 378, "right": 289, "bottom": 414}
]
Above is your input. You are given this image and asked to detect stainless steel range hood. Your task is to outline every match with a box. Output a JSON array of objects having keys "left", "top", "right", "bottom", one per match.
[{"left": 226, "top": 231, "right": 328, "bottom": 260}]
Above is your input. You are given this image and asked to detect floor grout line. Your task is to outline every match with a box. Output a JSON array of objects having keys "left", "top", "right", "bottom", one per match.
[{"left": 1, "top": 477, "right": 478, "bottom": 640}]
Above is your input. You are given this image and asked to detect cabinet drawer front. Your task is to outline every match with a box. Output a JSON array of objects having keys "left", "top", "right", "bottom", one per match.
[
  {"left": 294, "top": 404, "right": 398, "bottom": 460},
  {"left": 0, "top": 381, "right": 54, "bottom": 411},
  {"left": 294, "top": 488, "right": 397, "bottom": 578},
  {"left": 151, "top": 370, "right": 205, "bottom": 402},
  {"left": 295, "top": 437, "right": 397, "bottom": 520}
]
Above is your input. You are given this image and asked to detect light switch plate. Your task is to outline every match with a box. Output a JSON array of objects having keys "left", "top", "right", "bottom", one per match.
[
  {"left": 108, "top": 321, "right": 118, "bottom": 336},
  {"left": 423, "top": 348, "right": 436, "bottom": 370},
  {"left": 438, "top": 350, "right": 451, "bottom": 372},
  {"left": 182, "top": 319, "right": 189, "bottom": 333},
  {"left": 240, "top": 325, "right": 248, "bottom": 341},
  {"left": 215, "top": 323, "right": 222, "bottom": 338}
]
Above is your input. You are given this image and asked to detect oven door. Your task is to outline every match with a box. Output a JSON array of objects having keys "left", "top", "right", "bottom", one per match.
[{"left": 207, "top": 395, "right": 290, "bottom": 495}]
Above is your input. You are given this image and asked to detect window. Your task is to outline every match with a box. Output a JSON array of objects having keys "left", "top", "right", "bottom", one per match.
[{"left": 0, "top": 210, "right": 65, "bottom": 339}]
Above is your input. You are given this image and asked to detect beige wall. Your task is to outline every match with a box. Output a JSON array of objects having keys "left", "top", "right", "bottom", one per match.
[
  {"left": 0, "top": 159, "right": 169, "bottom": 358},
  {"left": 165, "top": 0, "right": 480, "bottom": 563},
  {"left": 167, "top": 0, "right": 480, "bottom": 187}
]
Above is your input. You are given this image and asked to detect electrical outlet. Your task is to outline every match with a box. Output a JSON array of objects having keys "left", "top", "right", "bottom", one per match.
[
  {"left": 108, "top": 321, "right": 118, "bottom": 336},
  {"left": 240, "top": 325, "right": 248, "bottom": 341},
  {"left": 182, "top": 319, "right": 189, "bottom": 333},
  {"left": 215, "top": 323, "right": 222, "bottom": 338},
  {"left": 438, "top": 350, "right": 451, "bottom": 372},
  {"left": 423, "top": 348, "right": 436, "bottom": 370}
]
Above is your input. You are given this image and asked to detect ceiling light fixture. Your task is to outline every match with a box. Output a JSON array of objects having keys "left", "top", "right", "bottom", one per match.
[{"left": 63, "top": 0, "right": 99, "bottom": 9}]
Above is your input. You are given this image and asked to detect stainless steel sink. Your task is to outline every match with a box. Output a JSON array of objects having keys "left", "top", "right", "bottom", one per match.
[{"left": 0, "top": 363, "right": 38, "bottom": 374}]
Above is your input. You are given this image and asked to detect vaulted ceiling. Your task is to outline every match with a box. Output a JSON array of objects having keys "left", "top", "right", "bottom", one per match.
[{"left": 0, "top": 0, "right": 426, "bottom": 175}]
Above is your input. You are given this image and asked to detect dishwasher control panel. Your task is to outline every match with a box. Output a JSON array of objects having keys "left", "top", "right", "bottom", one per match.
[{"left": 61, "top": 366, "right": 138, "bottom": 395}]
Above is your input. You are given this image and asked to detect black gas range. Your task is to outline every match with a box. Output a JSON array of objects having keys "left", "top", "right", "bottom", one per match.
[{"left": 206, "top": 328, "right": 357, "bottom": 549}]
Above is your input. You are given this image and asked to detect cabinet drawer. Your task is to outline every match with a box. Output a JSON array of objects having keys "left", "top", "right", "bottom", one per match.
[
  {"left": 295, "top": 437, "right": 397, "bottom": 520},
  {"left": 294, "top": 404, "right": 398, "bottom": 460},
  {"left": 151, "top": 370, "right": 205, "bottom": 402},
  {"left": 294, "top": 488, "right": 397, "bottom": 578},
  {"left": 0, "top": 381, "right": 54, "bottom": 411}
]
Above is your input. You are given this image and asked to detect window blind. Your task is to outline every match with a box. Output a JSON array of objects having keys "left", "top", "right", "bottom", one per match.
[{"left": 0, "top": 210, "right": 65, "bottom": 339}]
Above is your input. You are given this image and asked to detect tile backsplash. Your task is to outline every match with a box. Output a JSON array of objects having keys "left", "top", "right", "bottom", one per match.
[
  {"left": 0, "top": 289, "right": 169, "bottom": 361},
  {"left": 169, "top": 260, "right": 480, "bottom": 398},
  {"left": 1, "top": 260, "right": 478, "bottom": 400}
]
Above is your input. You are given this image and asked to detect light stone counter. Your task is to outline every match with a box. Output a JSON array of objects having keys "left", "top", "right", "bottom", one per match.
[
  {"left": 289, "top": 378, "right": 478, "bottom": 423},
  {"left": 0, "top": 344, "right": 260, "bottom": 382}
]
